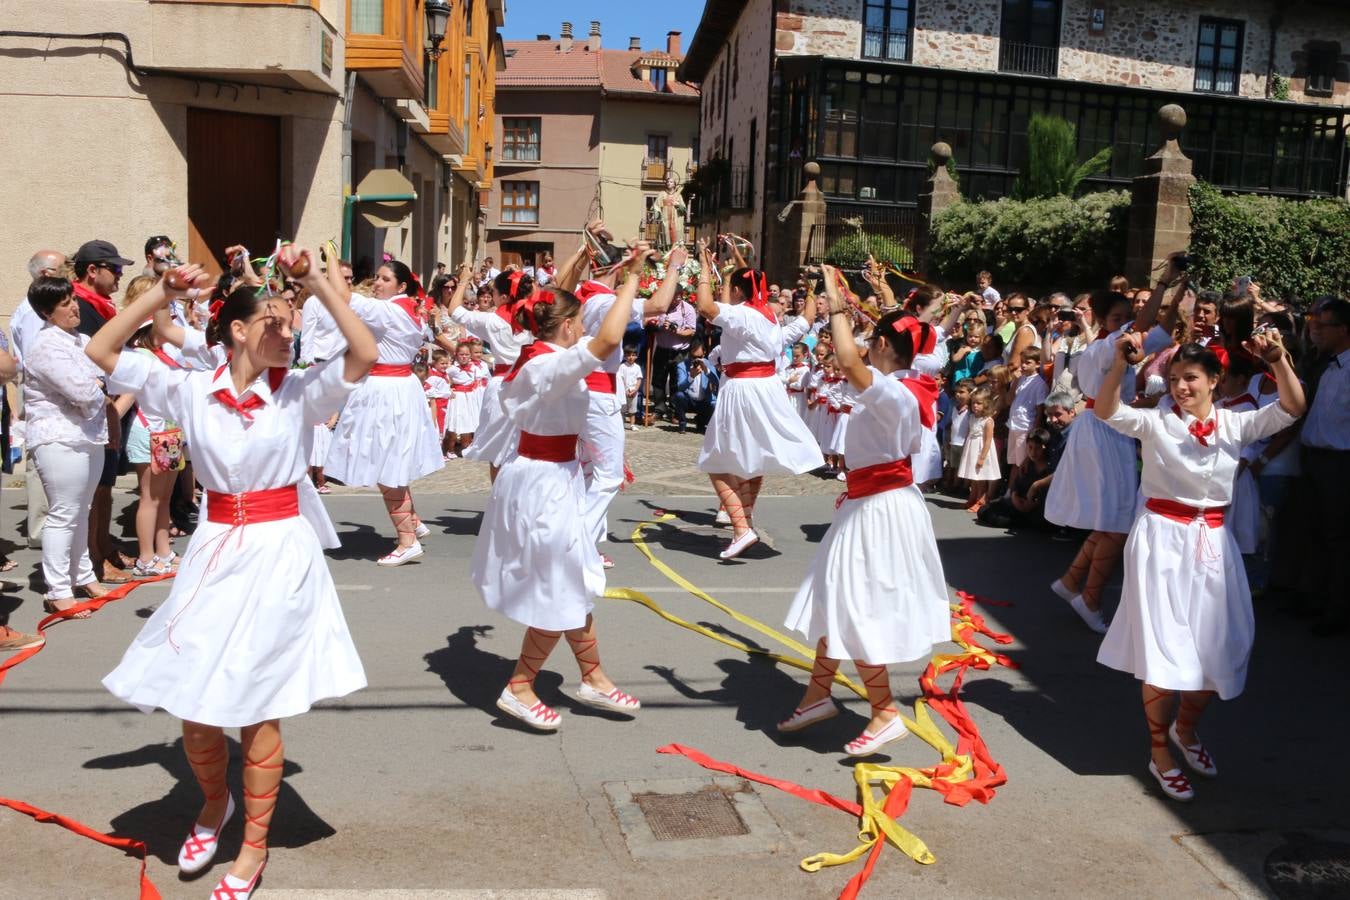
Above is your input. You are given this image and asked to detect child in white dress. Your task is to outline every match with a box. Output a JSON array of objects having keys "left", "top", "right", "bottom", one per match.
[
  {"left": 782, "top": 268, "right": 952, "bottom": 757},
  {"left": 88, "top": 252, "right": 376, "bottom": 899},
  {"left": 957, "top": 386, "right": 1001, "bottom": 511},
  {"left": 1093, "top": 332, "right": 1303, "bottom": 802}
]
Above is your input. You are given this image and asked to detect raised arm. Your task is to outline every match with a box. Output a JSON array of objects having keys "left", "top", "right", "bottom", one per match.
[
  {"left": 282, "top": 247, "right": 377, "bottom": 384},
  {"left": 823, "top": 265, "right": 873, "bottom": 392},
  {"left": 1133, "top": 252, "right": 1184, "bottom": 335},
  {"left": 694, "top": 241, "right": 720, "bottom": 321},
  {"left": 1093, "top": 331, "right": 1142, "bottom": 421},
  {"left": 641, "top": 244, "right": 685, "bottom": 318},
  {"left": 87, "top": 264, "right": 211, "bottom": 374},
  {"left": 1246, "top": 330, "right": 1306, "bottom": 418}
]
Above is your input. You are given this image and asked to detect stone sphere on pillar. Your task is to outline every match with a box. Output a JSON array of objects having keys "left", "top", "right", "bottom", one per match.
[
  {"left": 803, "top": 161, "right": 821, "bottom": 179},
  {"left": 1158, "top": 104, "right": 1187, "bottom": 140},
  {"left": 931, "top": 142, "right": 953, "bottom": 165}
]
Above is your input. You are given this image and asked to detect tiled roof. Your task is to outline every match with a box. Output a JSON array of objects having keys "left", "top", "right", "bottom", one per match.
[{"left": 499, "top": 39, "right": 698, "bottom": 98}]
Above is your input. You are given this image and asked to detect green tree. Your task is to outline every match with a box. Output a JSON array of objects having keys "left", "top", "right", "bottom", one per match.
[{"left": 1013, "top": 114, "right": 1112, "bottom": 200}]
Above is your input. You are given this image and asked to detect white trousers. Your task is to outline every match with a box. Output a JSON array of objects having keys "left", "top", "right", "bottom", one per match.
[
  {"left": 33, "top": 443, "right": 100, "bottom": 599},
  {"left": 25, "top": 447, "right": 49, "bottom": 548},
  {"left": 579, "top": 392, "right": 625, "bottom": 545}
]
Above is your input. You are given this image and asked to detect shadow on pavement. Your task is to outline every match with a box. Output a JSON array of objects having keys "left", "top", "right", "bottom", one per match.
[
  {"left": 83, "top": 739, "right": 335, "bottom": 865},
  {"left": 422, "top": 624, "right": 567, "bottom": 734}
]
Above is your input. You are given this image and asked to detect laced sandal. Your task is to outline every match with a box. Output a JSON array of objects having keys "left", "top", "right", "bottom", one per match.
[
  {"left": 178, "top": 794, "right": 235, "bottom": 875},
  {"left": 377, "top": 542, "right": 424, "bottom": 567},
  {"left": 719, "top": 529, "right": 759, "bottom": 560},
  {"left": 1148, "top": 760, "right": 1194, "bottom": 801},
  {"left": 844, "top": 716, "right": 908, "bottom": 757},
  {"left": 43, "top": 598, "right": 91, "bottom": 620},
  {"left": 1168, "top": 722, "right": 1218, "bottom": 778},
  {"left": 777, "top": 697, "right": 838, "bottom": 733},
  {"left": 210, "top": 853, "right": 267, "bottom": 900},
  {"left": 496, "top": 686, "right": 562, "bottom": 731},
  {"left": 599, "top": 554, "right": 615, "bottom": 570},
  {"left": 576, "top": 683, "right": 641, "bottom": 713}
]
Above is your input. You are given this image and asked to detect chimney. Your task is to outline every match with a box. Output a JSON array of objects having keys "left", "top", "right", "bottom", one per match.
[
  {"left": 667, "top": 30, "right": 681, "bottom": 57},
  {"left": 560, "top": 21, "right": 573, "bottom": 53},
  {"left": 587, "top": 20, "right": 601, "bottom": 52},
  {"left": 629, "top": 36, "right": 641, "bottom": 51},
  {"left": 536, "top": 34, "right": 551, "bottom": 41}
]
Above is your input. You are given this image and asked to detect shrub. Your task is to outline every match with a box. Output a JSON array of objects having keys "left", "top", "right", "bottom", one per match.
[
  {"left": 822, "top": 232, "right": 913, "bottom": 270},
  {"left": 929, "top": 191, "right": 1130, "bottom": 293},
  {"left": 1187, "top": 181, "right": 1350, "bottom": 307},
  {"left": 1013, "top": 114, "right": 1112, "bottom": 200}
]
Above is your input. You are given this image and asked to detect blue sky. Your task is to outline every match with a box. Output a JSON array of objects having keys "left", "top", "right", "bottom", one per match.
[{"left": 500, "top": 0, "right": 708, "bottom": 54}]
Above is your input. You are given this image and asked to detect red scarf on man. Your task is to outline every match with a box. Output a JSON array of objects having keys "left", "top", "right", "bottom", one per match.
[{"left": 71, "top": 280, "right": 118, "bottom": 323}]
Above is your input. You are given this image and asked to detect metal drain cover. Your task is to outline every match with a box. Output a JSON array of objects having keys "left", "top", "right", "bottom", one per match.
[
  {"left": 633, "top": 786, "right": 749, "bottom": 841},
  {"left": 605, "top": 777, "right": 783, "bottom": 860},
  {"left": 1266, "top": 837, "right": 1350, "bottom": 898}
]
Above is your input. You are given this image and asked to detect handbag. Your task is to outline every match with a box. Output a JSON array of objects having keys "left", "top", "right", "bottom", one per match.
[{"left": 136, "top": 409, "right": 185, "bottom": 475}]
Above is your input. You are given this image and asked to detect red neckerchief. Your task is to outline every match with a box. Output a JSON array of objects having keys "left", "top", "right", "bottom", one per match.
[
  {"left": 574, "top": 280, "right": 613, "bottom": 303},
  {"left": 430, "top": 365, "right": 448, "bottom": 380},
  {"left": 71, "top": 280, "right": 117, "bottom": 322},
  {"left": 898, "top": 371, "right": 939, "bottom": 429},
  {"left": 742, "top": 271, "right": 776, "bottom": 323},
  {"left": 390, "top": 294, "right": 423, "bottom": 325},
  {"left": 1173, "top": 405, "right": 1217, "bottom": 447},
  {"left": 150, "top": 348, "right": 182, "bottom": 369},
  {"left": 502, "top": 341, "right": 556, "bottom": 383},
  {"left": 210, "top": 364, "right": 287, "bottom": 422}
]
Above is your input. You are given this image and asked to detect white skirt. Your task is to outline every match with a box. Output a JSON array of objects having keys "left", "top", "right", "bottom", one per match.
[
  {"left": 699, "top": 375, "right": 824, "bottom": 477},
  {"left": 913, "top": 425, "right": 942, "bottom": 484},
  {"left": 1045, "top": 413, "right": 1138, "bottom": 532},
  {"left": 957, "top": 427, "right": 1001, "bottom": 482},
  {"left": 1097, "top": 509, "right": 1253, "bottom": 699},
  {"left": 103, "top": 514, "right": 366, "bottom": 727},
  {"left": 785, "top": 484, "right": 951, "bottom": 664},
  {"left": 463, "top": 377, "right": 519, "bottom": 467},
  {"left": 1229, "top": 469, "right": 1259, "bottom": 555},
  {"left": 827, "top": 410, "right": 849, "bottom": 456},
  {"left": 309, "top": 423, "right": 333, "bottom": 468},
  {"left": 810, "top": 403, "right": 831, "bottom": 449},
  {"left": 324, "top": 373, "right": 444, "bottom": 487},
  {"left": 447, "top": 392, "right": 478, "bottom": 435},
  {"left": 470, "top": 455, "right": 605, "bottom": 631}
]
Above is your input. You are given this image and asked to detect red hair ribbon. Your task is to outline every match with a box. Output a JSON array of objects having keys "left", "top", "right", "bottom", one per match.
[
  {"left": 744, "top": 270, "right": 776, "bottom": 323},
  {"left": 508, "top": 269, "right": 528, "bottom": 300},
  {"left": 898, "top": 316, "right": 937, "bottom": 357},
  {"left": 512, "top": 290, "right": 556, "bottom": 335},
  {"left": 1211, "top": 346, "right": 1230, "bottom": 372}
]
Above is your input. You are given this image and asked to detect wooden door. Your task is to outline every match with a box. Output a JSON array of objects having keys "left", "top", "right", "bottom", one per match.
[{"left": 186, "top": 109, "right": 281, "bottom": 278}]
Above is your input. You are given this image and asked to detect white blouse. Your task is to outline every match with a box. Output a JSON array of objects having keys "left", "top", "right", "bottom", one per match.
[
  {"left": 1076, "top": 324, "right": 1171, "bottom": 403},
  {"left": 713, "top": 302, "right": 783, "bottom": 365},
  {"left": 499, "top": 341, "right": 604, "bottom": 436},
  {"left": 580, "top": 290, "right": 644, "bottom": 374},
  {"left": 355, "top": 295, "right": 424, "bottom": 365},
  {"left": 451, "top": 307, "right": 534, "bottom": 367},
  {"left": 844, "top": 368, "right": 925, "bottom": 469},
  {"left": 23, "top": 324, "right": 108, "bottom": 450},
  {"left": 1104, "top": 401, "right": 1297, "bottom": 508}
]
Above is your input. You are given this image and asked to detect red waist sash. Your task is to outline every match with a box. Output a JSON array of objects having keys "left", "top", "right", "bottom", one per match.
[
  {"left": 1083, "top": 396, "right": 1095, "bottom": 409},
  {"left": 205, "top": 485, "right": 300, "bottom": 526},
  {"left": 845, "top": 458, "right": 914, "bottom": 501},
  {"left": 370, "top": 363, "right": 413, "bottom": 377},
  {"left": 518, "top": 432, "right": 578, "bottom": 462},
  {"left": 585, "top": 371, "right": 618, "bottom": 392},
  {"left": 1144, "top": 498, "right": 1226, "bottom": 527},
  {"left": 725, "top": 361, "right": 776, "bottom": 379},
  {"left": 492, "top": 363, "right": 511, "bottom": 376},
  {"left": 451, "top": 384, "right": 476, "bottom": 393}
]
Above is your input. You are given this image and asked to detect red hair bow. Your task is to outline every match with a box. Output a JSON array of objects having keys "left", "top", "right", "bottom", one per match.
[
  {"left": 509, "top": 290, "right": 556, "bottom": 335},
  {"left": 1211, "top": 346, "right": 1230, "bottom": 372},
  {"left": 744, "top": 270, "right": 776, "bottom": 323},
  {"left": 898, "top": 316, "right": 937, "bottom": 357},
  {"left": 508, "top": 269, "right": 529, "bottom": 300}
]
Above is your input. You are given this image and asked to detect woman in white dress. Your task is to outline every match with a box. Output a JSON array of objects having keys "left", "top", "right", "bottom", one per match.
[
  {"left": 1044, "top": 265, "right": 1180, "bottom": 633},
  {"left": 782, "top": 268, "right": 951, "bottom": 756},
  {"left": 470, "top": 251, "right": 649, "bottom": 730},
  {"left": 324, "top": 260, "right": 444, "bottom": 566},
  {"left": 693, "top": 245, "right": 824, "bottom": 559},
  {"left": 1092, "top": 332, "right": 1302, "bottom": 801},
  {"left": 87, "top": 253, "right": 376, "bottom": 899}
]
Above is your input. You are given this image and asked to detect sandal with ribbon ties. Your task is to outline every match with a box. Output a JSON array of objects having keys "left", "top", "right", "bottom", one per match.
[
  {"left": 210, "top": 852, "right": 266, "bottom": 900},
  {"left": 777, "top": 697, "right": 839, "bottom": 733},
  {"left": 496, "top": 687, "right": 562, "bottom": 731},
  {"left": 179, "top": 794, "right": 236, "bottom": 875},
  {"left": 1168, "top": 722, "right": 1218, "bottom": 778},
  {"left": 576, "top": 682, "right": 641, "bottom": 714},
  {"left": 843, "top": 716, "right": 909, "bottom": 757},
  {"left": 1148, "top": 760, "right": 1194, "bottom": 801},
  {"left": 376, "top": 542, "right": 424, "bottom": 567},
  {"left": 718, "top": 529, "right": 759, "bottom": 561}
]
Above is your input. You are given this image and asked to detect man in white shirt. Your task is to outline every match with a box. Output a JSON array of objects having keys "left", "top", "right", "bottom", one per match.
[{"left": 12, "top": 250, "right": 64, "bottom": 550}]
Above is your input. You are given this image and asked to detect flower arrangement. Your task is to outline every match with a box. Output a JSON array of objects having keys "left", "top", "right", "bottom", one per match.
[{"left": 636, "top": 250, "right": 703, "bottom": 299}]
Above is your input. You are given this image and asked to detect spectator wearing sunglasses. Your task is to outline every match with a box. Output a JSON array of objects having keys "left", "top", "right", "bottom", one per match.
[
  {"left": 143, "top": 235, "right": 178, "bottom": 278},
  {"left": 1002, "top": 292, "right": 1040, "bottom": 365}
]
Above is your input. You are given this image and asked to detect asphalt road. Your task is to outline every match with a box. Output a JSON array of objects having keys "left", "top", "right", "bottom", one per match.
[{"left": 1, "top": 486, "right": 1345, "bottom": 900}]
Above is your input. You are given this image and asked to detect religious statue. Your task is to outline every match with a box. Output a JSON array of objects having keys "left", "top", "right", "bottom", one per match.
[{"left": 648, "top": 173, "right": 687, "bottom": 250}]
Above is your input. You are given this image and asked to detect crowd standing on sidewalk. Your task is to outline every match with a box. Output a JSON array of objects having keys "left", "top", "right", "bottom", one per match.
[{"left": 0, "top": 219, "right": 1346, "bottom": 896}]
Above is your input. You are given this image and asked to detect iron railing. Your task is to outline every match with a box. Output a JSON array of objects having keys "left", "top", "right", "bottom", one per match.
[
  {"left": 806, "top": 205, "right": 918, "bottom": 268},
  {"left": 999, "top": 40, "right": 1059, "bottom": 77},
  {"left": 862, "top": 26, "right": 909, "bottom": 62}
]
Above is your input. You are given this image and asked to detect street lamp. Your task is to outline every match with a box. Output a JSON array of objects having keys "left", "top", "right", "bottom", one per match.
[{"left": 425, "top": 0, "right": 453, "bottom": 59}]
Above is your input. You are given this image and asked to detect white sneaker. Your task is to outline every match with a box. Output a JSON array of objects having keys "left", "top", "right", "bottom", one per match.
[
  {"left": 844, "top": 716, "right": 909, "bottom": 757},
  {"left": 414, "top": 523, "right": 431, "bottom": 539},
  {"left": 835, "top": 470, "right": 848, "bottom": 482},
  {"left": 1050, "top": 578, "right": 1075, "bottom": 602},
  {"left": 496, "top": 687, "right": 562, "bottom": 730},
  {"left": 714, "top": 508, "right": 732, "bottom": 526},
  {"left": 1068, "top": 594, "right": 1108, "bottom": 634},
  {"left": 377, "top": 541, "right": 424, "bottom": 567}
]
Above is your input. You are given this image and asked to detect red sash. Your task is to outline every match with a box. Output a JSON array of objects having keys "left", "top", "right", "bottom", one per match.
[
  {"left": 585, "top": 370, "right": 618, "bottom": 392},
  {"left": 431, "top": 398, "right": 448, "bottom": 432},
  {"left": 451, "top": 383, "right": 475, "bottom": 393},
  {"left": 1144, "top": 498, "right": 1226, "bottom": 527},
  {"left": 492, "top": 363, "right": 511, "bottom": 376},
  {"left": 205, "top": 485, "right": 300, "bottom": 526},
  {"left": 518, "top": 431, "right": 578, "bottom": 462},
  {"left": 725, "top": 361, "right": 776, "bottom": 379},
  {"left": 1083, "top": 396, "right": 1096, "bottom": 409},
  {"left": 843, "top": 458, "right": 914, "bottom": 503},
  {"left": 390, "top": 294, "right": 423, "bottom": 325},
  {"left": 370, "top": 363, "right": 413, "bottom": 377}
]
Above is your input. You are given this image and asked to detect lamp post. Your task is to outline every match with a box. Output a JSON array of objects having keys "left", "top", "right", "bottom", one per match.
[{"left": 425, "top": 0, "right": 452, "bottom": 59}]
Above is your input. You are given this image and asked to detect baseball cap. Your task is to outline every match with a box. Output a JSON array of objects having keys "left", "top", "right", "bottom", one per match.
[
  {"left": 73, "top": 240, "right": 135, "bottom": 270},
  {"left": 144, "top": 235, "right": 175, "bottom": 255}
]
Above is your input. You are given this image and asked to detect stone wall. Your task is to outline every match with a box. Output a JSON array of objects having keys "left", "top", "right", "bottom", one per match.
[
  {"left": 912, "top": 0, "right": 1001, "bottom": 72},
  {"left": 779, "top": 0, "right": 863, "bottom": 58}
]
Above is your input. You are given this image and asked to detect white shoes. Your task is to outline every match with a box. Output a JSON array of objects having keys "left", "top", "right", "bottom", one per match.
[
  {"left": 496, "top": 687, "right": 562, "bottom": 730},
  {"left": 1148, "top": 759, "right": 1194, "bottom": 801},
  {"left": 210, "top": 853, "right": 266, "bottom": 899},
  {"left": 413, "top": 523, "right": 431, "bottom": 539},
  {"left": 600, "top": 554, "right": 615, "bottom": 570},
  {"left": 777, "top": 697, "right": 838, "bottom": 733},
  {"left": 1069, "top": 594, "right": 1108, "bottom": 634},
  {"left": 714, "top": 507, "right": 731, "bottom": 526},
  {"left": 576, "top": 682, "right": 641, "bottom": 713},
  {"left": 178, "top": 794, "right": 235, "bottom": 875},
  {"left": 377, "top": 541, "right": 424, "bottom": 567},
  {"left": 1050, "top": 578, "right": 1075, "bottom": 602},
  {"left": 844, "top": 716, "right": 909, "bottom": 757},
  {"left": 1168, "top": 722, "right": 1218, "bottom": 777},
  {"left": 719, "top": 529, "right": 758, "bottom": 560}
]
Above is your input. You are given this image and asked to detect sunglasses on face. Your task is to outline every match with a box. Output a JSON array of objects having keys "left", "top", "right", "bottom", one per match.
[
  {"left": 96, "top": 263, "right": 123, "bottom": 276},
  {"left": 1008, "top": 306, "right": 1027, "bottom": 312}
]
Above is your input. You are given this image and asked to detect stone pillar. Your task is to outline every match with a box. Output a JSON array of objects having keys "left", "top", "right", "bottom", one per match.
[
  {"left": 914, "top": 143, "right": 959, "bottom": 276},
  {"left": 766, "top": 161, "right": 827, "bottom": 277},
  {"left": 1126, "top": 104, "right": 1195, "bottom": 287}
]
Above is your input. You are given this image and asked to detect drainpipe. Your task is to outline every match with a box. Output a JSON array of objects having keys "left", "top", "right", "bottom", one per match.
[
  {"left": 341, "top": 70, "right": 358, "bottom": 258},
  {"left": 1265, "top": 10, "right": 1283, "bottom": 98}
]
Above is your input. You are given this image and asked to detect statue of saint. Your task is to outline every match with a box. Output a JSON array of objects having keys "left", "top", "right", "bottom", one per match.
[{"left": 648, "top": 173, "right": 687, "bottom": 250}]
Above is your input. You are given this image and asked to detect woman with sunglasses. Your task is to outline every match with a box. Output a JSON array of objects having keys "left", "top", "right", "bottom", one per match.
[{"left": 88, "top": 251, "right": 375, "bottom": 899}]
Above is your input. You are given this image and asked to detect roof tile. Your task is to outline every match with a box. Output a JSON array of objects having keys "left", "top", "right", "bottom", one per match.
[{"left": 499, "top": 39, "right": 698, "bottom": 98}]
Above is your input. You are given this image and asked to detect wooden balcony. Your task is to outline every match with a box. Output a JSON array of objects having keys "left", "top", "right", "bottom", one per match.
[{"left": 346, "top": 0, "right": 424, "bottom": 100}]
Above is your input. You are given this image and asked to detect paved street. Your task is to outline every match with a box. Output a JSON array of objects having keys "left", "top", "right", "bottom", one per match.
[{"left": 1, "top": 460, "right": 1346, "bottom": 899}]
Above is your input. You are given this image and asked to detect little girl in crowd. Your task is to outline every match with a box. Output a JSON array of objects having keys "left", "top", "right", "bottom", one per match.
[
  {"left": 958, "top": 385, "right": 1000, "bottom": 512},
  {"left": 445, "top": 341, "right": 477, "bottom": 457}
]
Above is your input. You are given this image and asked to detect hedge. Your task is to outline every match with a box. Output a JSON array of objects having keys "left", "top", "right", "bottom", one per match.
[
  {"left": 822, "top": 232, "right": 914, "bottom": 270},
  {"left": 1187, "top": 181, "right": 1350, "bottom": 307},
  {"left": 928, "top": 191, "right": 1130, "bottom": 293}
]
